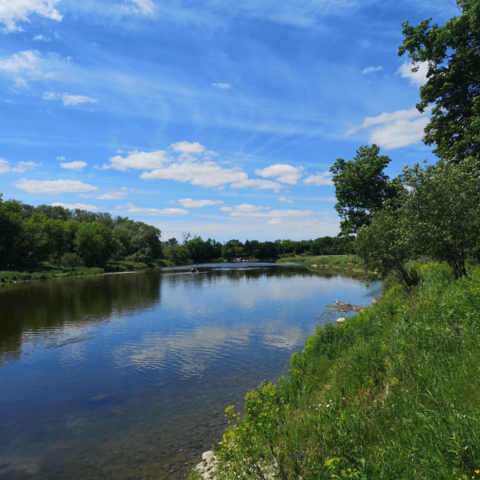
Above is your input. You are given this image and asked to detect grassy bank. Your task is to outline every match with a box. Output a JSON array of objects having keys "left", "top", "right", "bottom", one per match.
[
  {"left": 0, "top": 259, "right": 174, "bottom": 284},
  {"left": 278, "top": 254, "right": 363, "bottom": 270},
  {"left": 194, "top": 262, "right": 480, "bottom": 479}
]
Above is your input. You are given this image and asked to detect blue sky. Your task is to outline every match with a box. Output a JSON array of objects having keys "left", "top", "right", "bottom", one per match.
[{"left": 0, "top": 0, "right": 457, "bottom": 241}]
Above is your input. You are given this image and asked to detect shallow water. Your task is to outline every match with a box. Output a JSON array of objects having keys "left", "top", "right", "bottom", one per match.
[{"left": 0, "top": 264, "right": 379, "bottom": 479}]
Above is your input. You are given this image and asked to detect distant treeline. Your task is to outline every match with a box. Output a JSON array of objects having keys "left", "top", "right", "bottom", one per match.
[
  {"left": 0, "top": 196, "right": 162, "bottom": 269},
  {"left": 164, "top": 235, "right": 354, "bottom": 263},
  {"left": 0, "top": 195, "right": 353, "bottom": 270}
]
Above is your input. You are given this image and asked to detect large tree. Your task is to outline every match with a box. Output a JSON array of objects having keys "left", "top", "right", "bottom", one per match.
[
  {"left": 330, "top": 145, "right": 403, "bottom": 236},
  {"left": 399, "top": 0, "right": 480, "bottom": 162}
]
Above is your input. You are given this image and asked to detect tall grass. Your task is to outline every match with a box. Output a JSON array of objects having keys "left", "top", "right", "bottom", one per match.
[
  {"left": 278, "top": 255, "right": 362, "bottom": 270},
  {"left": 204, "top": 262, "right": 480, "bottom": 480}
]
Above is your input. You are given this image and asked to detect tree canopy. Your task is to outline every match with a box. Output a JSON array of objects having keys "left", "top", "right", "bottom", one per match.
[
  {"left": 399, "top": 0, "right": 480, "bottom": 162},
  {"left": 330, "top": 145, "right": 402, "bottom": 236}
]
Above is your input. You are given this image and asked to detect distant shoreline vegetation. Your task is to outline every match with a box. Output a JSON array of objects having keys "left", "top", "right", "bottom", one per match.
[{"left": 0, "top": 195, "right": 354, "bottom": 284}]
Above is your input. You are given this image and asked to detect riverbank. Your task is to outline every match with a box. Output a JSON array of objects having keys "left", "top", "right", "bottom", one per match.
[
  {"left": 278, "top": 254, "right": 362, "bottom": 270},
  {"left": 0, "top": 260, "right": 174, "bottom": 285},
  {"left": 188, "top": 262, "right": 480, "bottom": 479}
]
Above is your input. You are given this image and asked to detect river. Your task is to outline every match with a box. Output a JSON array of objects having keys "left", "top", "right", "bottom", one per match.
[{"left": 0, "top": 263, "right": 379, "bottom": 480}]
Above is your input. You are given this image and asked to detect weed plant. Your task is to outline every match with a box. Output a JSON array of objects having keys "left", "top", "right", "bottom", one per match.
[{"left": 202, "top": 262, "right": 480, "bottom": 480}]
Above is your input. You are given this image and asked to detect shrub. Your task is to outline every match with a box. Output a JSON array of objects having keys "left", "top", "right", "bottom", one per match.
[{"left": 61, "top": 253, "right": 84, "bottom": 268}]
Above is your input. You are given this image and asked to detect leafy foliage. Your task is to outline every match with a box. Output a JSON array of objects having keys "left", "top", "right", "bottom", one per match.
[
  {"left": 330, "top": 145, "right": 403, "bottom": 236},
  {"left": 398, "top": 0, "right": 480, "bottom": 162}
]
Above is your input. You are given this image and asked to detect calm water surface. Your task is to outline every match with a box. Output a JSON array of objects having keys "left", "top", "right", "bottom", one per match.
[{"left": 0, "top": 264, "right": 379, "bottom": 480}]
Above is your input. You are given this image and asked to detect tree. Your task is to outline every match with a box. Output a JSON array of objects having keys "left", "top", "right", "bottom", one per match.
[
  {"left": 74, "top": 222, "right": 118, "bottom": 267},
  {"left": 330, "top": 145, "right": 403, "bottom": 236},
  {"left": 399, "top": 0, "right": 480, "bottom": 162},
  {"left": 355, "top": 206, "right": 418, "bottom": 288},
  {"left": 0, "top": 196, "right": 23, "bottom": 269},
  {"left": 400, "top": 157, "right": 480, "bottom": 278}
]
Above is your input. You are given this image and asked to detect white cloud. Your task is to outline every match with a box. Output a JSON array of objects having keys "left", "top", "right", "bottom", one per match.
[
  {"left": 43, "top": 92, "right": 59, "bottom": 100},
  {"left": 220, "top": 206, "right": 233, "bottom": 212},
  {"left": 398, "top": 61, "right": 429, "bottom": 87},
  {"left": 0, "top": 159, "right": 40, "bottom": 173},
  {"left": 0, "top": 50, "right": 66, "bottom": 87},
  {"left": 230, "top": 179, "right": 283, "bottom": 192},
  {"left": 0, "top": 0, "right": 62, "bottom": 32},
  {"left": 212, "top": 83, "right": 231, "bottom": 89},
  {"left": 12, "top": 161, "right": 41, "bottom": 172},
  {"left": 33, "top": 34, "right": 50, "bottom": 41},
  {"left": 102, "top": 150, "right": 169, "bottom": 171},
  {"left": 369, "top": 117, "right": 429, "bottom": 150},
  {"left": 362, "top": 66, "right": 383, "bottom": 74},
  {"left": 232, "top": 203, "right": 263, "bottom": 212},
  {"left": 345, "top": 106, "right": 430, "bottom": 150},
  {"left": 118, "top": 203, "right": 189, "bottom": 216},
  {"left": 178, "top": 198, "right": 223, "bottom": 208},
  {"left": 230, "top": 209, "right": 317, "bottom": 218},
  {"left": 170, "top": 141, "right": 206, "bottom": 155},
  {"left": 51, "top": 202, "right": 101, "bottom": 211},
  {"left": 103, "top": 143, "right": 287, "bottom": 191},
  {"left": 141, "top": 159, "right": 248, "bottom": 188},
  {"left": 0, "top": 158, "right": 10, "bottom": 174},
  {"left": 119, "top": 0, "right": 155, "bottom": 15},
  {"left": 60, "top": 161, "right": 87, "bottom": 170},
  {"left": 278, "top": 196, "right": 293, "bottom": 203},
  {"left": 62, "top": 94, "right": 97, "bottom": 106},
  {"left": 96, "top": 189, "right": 128, "bottom": 200},
  {"left": 303, "top": 171, "right": 333, "bottom": 186},
  {"left": 14, "top": 179, "right": 98, "bottom": 194},
  {"left": 345, "top": 107, "right": 422, "bottom": 136},
  {"left": 44, "top": 92, "right": 98, "bottom": 106},
  {"left": 310, "top": 196, "right": 336, "bottom": 202},
  {"left": 56, "top": 155, "right": 66, "bottom": 161},
  {"left": 255, "top": 164, "right": 304, "bottom": 185}
]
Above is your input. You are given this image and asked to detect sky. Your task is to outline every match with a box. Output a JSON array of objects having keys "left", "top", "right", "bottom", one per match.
[{"left": 0, "top": 0, "right": 458, "bottom": 242}]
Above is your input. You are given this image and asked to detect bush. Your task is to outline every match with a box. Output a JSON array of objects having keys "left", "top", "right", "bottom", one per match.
[{"left": 61, "top": 253, "right": 84, "bottom": 268}]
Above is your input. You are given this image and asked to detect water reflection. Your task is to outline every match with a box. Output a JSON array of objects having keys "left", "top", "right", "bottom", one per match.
[
  {"left": 0, "top": 264, "right": 378, "bottom": 480},
  {"left": 0, "top": 272, "right": 162, "bottom": 363}
]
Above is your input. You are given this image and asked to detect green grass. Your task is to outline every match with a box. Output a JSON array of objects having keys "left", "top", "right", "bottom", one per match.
[
  {"left": 278, "top": 254, "right": 362, "bottom": 270},
  {"left": 0, "top": 259, "right": 174, "bottom": 284},
  {"left": 197, "top": 262, "right": 480, "bottom": 480}
]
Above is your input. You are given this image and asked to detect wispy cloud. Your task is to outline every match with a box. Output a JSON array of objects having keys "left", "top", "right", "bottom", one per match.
[
  {"left": 51, "top": 202, "right": 101, "bottom": 211},
  {"left": 0, "top": 159, "right": 40, "bottom": 174},
  {"left": 212, "top": 83, "right": 231, "bottom": 89},
  {"left": 278, "top": 196, "right": 293, "bottom": 204},
  {"left": 96, "top": 188, "right": 129, "bottom": 200},
  {"left": 177, "top": 198, "right": 223, "bottom": 208},
  {"left": 0, "top": 0, "right": 62, "bottom": 32},
  {"left": 117, "top": 202, "right": 189, "bottom": 216},
  {"left": 230, "top": 209, "right": 318, "bottom": 218},
  {"left": 0, "top": 50, "right": 65, "bottom": 87},
  {"left": 303, "top": 171, "right": 333, "bottom": 186},
  {"left": 255, "top": 164, "right": 304, "bottom": 185},
  {"left": 15, "top": 179, "right": 98, "bottom": 194},
  {"left": 345, "top": 106, "right": 430, "bottom": 149},
  {"left": 60, "top": 161, "right": 87, "bottom": 170},
  {"left": 44, "top": 92, "right": 98, "bottom": 106},
  {"left": 362, "top": 66, "right": 383, "bottom": 74}
]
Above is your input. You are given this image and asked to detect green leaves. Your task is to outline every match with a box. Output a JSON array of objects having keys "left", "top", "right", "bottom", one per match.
[
  {"left": 399, "top": 0, "right": 480, "bottom": 162},
  {"left": 330, "top": 145, "right": 403, "bottom": 236}
]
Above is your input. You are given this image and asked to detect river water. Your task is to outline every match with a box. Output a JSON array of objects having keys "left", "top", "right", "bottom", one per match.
[{"left": 0, "top": 264, "right": 379, "bottom": 480}]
